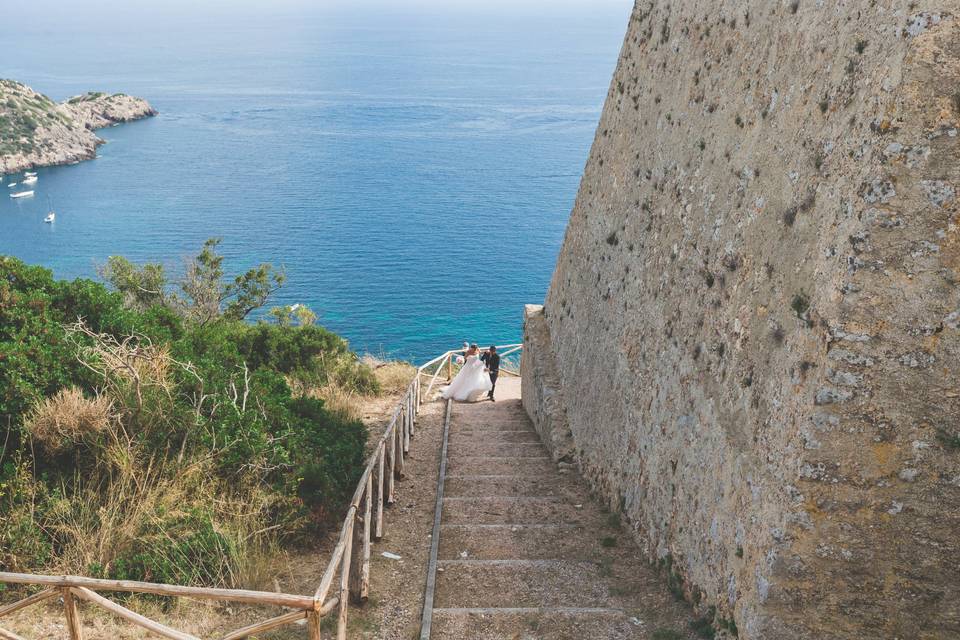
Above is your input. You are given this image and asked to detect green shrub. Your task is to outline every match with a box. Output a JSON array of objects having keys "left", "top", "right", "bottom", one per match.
[
  {"left": 0, "top": 250, "right": 372, "bottom": 585},
  {"left": 290, "top": 396, "right": 366, "bottom": 513}
]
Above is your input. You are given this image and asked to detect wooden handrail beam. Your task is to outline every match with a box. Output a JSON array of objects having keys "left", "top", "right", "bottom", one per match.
[
  {"left": 70, "top": 587, "right": 199, "bottom": 640},
  {"left": 498, "top": 346, "right": 523, "bottom": 359},
  {"left": 0, "top": 626, "right": 27, "bottom": 640},
  {"left": 423, "top": 352, "right": 450, "bottom": 401},
  {"left": 0, "top": 587, "right": 57, "bottom": 618},
  {"left": 313, "top": 505, "right": 356, "bottom": 602},
  {"left": 416, "top": 350, "right": 453, "bottom": 374},
  {"left": 220, "top": 609, "right": 306, "bottom": 640},
  {"left": 0, "top": 573, "right": 314, "bottom": 610}
]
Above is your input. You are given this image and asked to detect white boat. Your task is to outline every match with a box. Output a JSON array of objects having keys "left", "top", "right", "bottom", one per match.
[
  {"left": 10, "top": 190, "right": 34, "bottom": 199},
  {"left": 7, "top": 182, "right": 17, "bottom": 188},
  {"left": 22, "top": 176, "right": 37, "bottom": 185},
  {"left": 24, "top": 171, "right": 37, "bottom": 177},
  {"left": 44, "top": 212, "right": 55, "bottom": 223}
]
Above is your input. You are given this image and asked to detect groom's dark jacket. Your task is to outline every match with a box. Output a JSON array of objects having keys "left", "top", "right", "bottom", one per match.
[{"left": 480, "top": 351, "right": 500, "bottom": 372}]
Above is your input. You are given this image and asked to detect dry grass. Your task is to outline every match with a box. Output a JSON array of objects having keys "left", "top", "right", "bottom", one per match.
[
  {"left": 311, "top": 384, "right": 366, "bottom": 423},
  {"left": 2, "top": 446, "right": 296, "bottom": 638},
  {"left": 25, "top": 387, "right": 114, "bottom": 454},
  {"left": 306, "top": 358, "right": 416, "bottom": 423},
  {"left": 370, "top": 360, "right": 417, "bottom": 395},
  {"left": 40, "top": 452, "right": 281, "bottom": 588}
]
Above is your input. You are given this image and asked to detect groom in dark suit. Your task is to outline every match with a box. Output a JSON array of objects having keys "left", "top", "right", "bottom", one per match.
[{"left": 480, "top": 345, "right": 500, "bottom": 401}]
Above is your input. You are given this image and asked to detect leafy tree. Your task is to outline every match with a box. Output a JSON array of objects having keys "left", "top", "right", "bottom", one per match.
[
  {"left": 176, "top": 238, "right": 285, "bottom": 324},
  {"left": 99, "top": 239, "right": 285, "bottom": 325},
  {"left": 99, "top": 256, "right": 167, "bottom": 311}
]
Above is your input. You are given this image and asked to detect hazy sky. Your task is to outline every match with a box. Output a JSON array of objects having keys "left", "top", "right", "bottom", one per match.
[
  {"left": 6, "top": 0, "right": 635, "bottom": 45},
  {"left": 13, "top": 0, "right": 633, "bottom": 21},
  {"left": 27, "top": 0, "right": 631, "bottom": 8}
]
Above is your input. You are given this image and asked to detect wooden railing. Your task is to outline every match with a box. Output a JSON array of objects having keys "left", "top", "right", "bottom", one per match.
[{"left": 0, "top": 344, "right": 522, "bottom": 640}]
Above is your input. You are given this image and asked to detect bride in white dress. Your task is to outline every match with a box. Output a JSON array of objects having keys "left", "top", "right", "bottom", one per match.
[{"left": 442, "top": 344, "right": 492, "bottom": 402}]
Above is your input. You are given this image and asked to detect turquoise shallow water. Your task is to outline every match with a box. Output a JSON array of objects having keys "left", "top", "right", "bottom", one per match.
[{"left": 0, "top": 2, "right": 628, "bottom": 361}]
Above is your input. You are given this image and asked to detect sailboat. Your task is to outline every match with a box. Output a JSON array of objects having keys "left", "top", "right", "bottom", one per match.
[{"left": 44, "top": 196, "right": 56, "bottom": 222}]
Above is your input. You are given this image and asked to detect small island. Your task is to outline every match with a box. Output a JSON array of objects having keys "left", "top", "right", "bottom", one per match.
[{"left": 0, "top": 79, "right": 156, "bottom": 175}]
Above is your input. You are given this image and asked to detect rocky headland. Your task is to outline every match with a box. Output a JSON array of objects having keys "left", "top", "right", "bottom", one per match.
[{"left": 0, "top": 79, "right": 156, "bottom": 174}]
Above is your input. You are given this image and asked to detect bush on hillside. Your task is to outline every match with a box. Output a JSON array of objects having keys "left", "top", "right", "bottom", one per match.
[{"left": 0, "top": 242, "right": 381, "bottom": 589}]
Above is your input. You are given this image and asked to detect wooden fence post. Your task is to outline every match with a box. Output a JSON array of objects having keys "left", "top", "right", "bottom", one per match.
[
  {"left": 409, "top": 389, "right": 416, "bottom": 437},
  {"left": 375, "top": 445, "right": 385, "bottom": 539},
  {"left": 395, "top": 417, "right": 405, "bottom": 478},
  {"left": 62, "top": 588, "right": 82, "bottom": 640},
  {"left": 349, "top": 473, "right": 372, "bottom": 603},
  {"left": 387, "top": 426, "right": 396, "bottom": 504},
  {"left": 446, "top": 354, "right": 452, "bottom": 381},
  {"left": 307, "top": 611, "right": 322, "bottom": 640},
  {"left": 409, "top": 391, "right": 415, "bottom": 438},
  {"left": 337, "top": 520, "right": 354, "bottom": 640},
  {"left": 402, "top": 402, "right": 410, "bottom": 454}
]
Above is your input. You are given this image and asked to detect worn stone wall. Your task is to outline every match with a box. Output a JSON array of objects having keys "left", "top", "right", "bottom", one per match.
[
  {"left": 521, "top": 304, "right": 575, "bottom": 462},
  {"left": 526, "top": 2, "right": 960, "bottom": 638}
]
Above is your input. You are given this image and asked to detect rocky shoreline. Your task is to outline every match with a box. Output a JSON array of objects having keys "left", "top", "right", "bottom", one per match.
[{"left": 0, "top": 79, "right": 156, "bottom": 175}]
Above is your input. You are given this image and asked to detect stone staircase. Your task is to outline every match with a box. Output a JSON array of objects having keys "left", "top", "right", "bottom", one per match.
[{"left": 425, "top": 378, "right": 698, "bottom": 640}]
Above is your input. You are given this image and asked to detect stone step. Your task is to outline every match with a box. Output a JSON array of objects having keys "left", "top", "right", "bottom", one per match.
[
  {"left": 433, "top": 560, "right": 626, "bottom": 609},
  {"left": 449, "top": 420, "right": 533, "bottom": 432},
  {"left": 448, "top": 441, "right": 549, "bottom": 457},
  {"left": 439, "top": 523, "right": 602, "bottom": 560},
  {"left": 448, "top": 431, "right": 542, "bottom": 444},
  {"left": 444, "top": 475, "right": 581, "bottom": 498},
  {"left": 445, "top": 456, "right": 557, "bottom": 477},
  {"left": 429, "top": 607, "right": 666, "bottom": 640},
  {"left": 440, "top": 496, "right": 590, "bottom": 525}
]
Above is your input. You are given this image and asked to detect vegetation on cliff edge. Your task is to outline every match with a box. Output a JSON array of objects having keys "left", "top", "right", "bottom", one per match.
[{"left": 0, "top": 240, "right": 393, "bottom": 591}]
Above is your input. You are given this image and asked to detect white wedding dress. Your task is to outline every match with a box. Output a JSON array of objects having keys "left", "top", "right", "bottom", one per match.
[{"left": 442, "top": 355, "right": 492, "bottom": 401}]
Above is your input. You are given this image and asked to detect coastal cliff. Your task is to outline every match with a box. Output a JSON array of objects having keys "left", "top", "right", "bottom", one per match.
[
  {"left": 0, "top": 79, "right": 156, "bottom": 174},
  {"left": 524, "top": 2, "right": 960, "bottom": 638}
]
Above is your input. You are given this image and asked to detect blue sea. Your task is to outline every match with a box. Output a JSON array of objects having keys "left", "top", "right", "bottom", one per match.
[{"left": 0, "top": 1, "right": 628, "bottom": 361}]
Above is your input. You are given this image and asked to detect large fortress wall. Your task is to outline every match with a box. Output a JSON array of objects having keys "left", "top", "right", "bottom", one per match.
[{"left": 525, "top": 2, "right": 960, "bottom": 637}]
